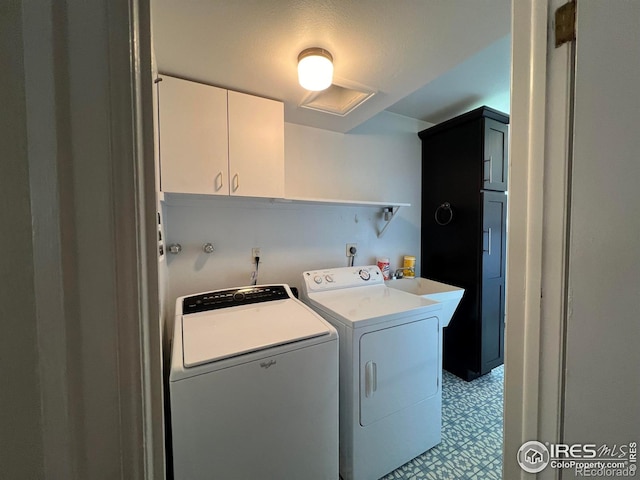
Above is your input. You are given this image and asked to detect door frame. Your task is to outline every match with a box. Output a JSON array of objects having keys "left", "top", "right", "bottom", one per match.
[
  {"left": 19, "top": 0, "right": 165, "bottom": 478},
  {"left": 505, "top": 0, "right": 573, "bottom": 479},
  {"left": 17, "top": 0, "right": 572, "bottom": 477}
]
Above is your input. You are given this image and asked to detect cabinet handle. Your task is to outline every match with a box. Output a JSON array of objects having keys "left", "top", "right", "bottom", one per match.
[
  {"left": 214, "top": 171, "right": 223, "bottom": 191},
  {"left": 484, "top": 156, "right": 493, "bottom": 183},
  {"left": 483, "top": 227, "right": 492, "bottom": 255},
  {"left": 232, "top": 173, "right": 239, "bottom": 192},
  {"left": 365, "top": 361, "right": 377, "bottom": 398}
]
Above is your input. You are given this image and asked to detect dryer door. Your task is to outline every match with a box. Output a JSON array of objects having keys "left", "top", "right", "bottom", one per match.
[{"left": 359, "top": 317, "right": 439, "bottom": 426}]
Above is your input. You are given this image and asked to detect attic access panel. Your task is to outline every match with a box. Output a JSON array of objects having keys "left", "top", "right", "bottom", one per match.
[{"left": 300, "top": 82, "right": 375, "bottom": 116}]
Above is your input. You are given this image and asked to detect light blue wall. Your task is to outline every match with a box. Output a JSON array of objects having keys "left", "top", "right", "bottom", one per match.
[{"left": 161, "top": 111, "right": 430, "bottom": 325}]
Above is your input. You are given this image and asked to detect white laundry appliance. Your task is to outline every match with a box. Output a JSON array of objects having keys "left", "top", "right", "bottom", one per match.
[
  {"left": 170, "top": 284, "right": 339, "bottom": 480},
  {"left": 300, "top": 266, "right": 444, "bottom": 480}
]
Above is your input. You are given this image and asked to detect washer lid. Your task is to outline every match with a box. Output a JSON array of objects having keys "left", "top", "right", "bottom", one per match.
[
  {"left": 181, "top": 299, "right": 331, "bottom": 368},
  {"left": 308, "top": 284, "right": 440, "bottom": 327}
]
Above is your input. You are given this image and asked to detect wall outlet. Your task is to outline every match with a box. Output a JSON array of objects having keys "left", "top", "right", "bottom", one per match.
[
  {"left": 252, "top": 247, "right": 261, "bottom": 258},
  {"left": 346, "top": 243, "right": 357, "bottom": 257}
]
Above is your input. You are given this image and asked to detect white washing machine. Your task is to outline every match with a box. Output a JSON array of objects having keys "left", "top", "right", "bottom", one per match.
[
  {"left": 170, "top": 285, "right": 339, "bottom": 480},
  {"left": 301, "top": 266, "right": 444, "bottom": 480}
]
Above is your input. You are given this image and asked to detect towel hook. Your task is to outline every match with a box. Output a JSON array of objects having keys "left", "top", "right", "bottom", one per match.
[{"left": 435, "top": 202, "right": 454, "bottom": 226}]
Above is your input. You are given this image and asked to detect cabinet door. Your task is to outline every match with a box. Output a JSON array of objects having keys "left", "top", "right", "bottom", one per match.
[
  {"left": 228, "top": 91, "right": 284, "bottom": 198},
  {"left": 159, "top": 76, "right": 229, "bottom": 195},
  {"left": 480, "top": 192, "right": 506, "bottom": 371},
  {"left": 483, "top": 118, "right": 508, "bottom": 191}
]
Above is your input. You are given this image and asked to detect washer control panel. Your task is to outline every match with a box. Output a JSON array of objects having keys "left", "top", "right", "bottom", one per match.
[
  {"left": 183, "top": 285, "right": 290, "bottom": 314},
  {"left": 303, "top": 266, "right": 384, "bottom": 292}
]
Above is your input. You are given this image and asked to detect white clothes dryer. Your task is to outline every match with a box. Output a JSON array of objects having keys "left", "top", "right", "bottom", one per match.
[
  {"left": 301, "top": 266, "right": 444, "bottom": 480},
  {"left": 170, "top": 284, "right": 338, "bottom": 480}
]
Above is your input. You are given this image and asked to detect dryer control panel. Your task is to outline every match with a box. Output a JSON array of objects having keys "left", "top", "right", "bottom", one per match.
[
  {"left": 302, "top": 266, "right": 384, "bottom": 293},
  {"left": 183, "top": 285, "right": 290, "bottom": 314}
]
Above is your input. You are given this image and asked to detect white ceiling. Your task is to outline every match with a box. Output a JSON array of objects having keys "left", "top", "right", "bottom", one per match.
[{"left": 152, "top": 0, "right": 511, "bottom": 133}]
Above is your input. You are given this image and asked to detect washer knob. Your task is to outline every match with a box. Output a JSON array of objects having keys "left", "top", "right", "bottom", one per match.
[
  {"left": 325, "top": 274, "right": 334, "bottom": 283},
  {"left": 233, "top": 292, "right": 245, "bottom": 301},
  {"left": 359, "top": 269, "right": 371, "bottom": 281},
  {"left": 313, "top": 275, "right": 323, "bottom": 284}
]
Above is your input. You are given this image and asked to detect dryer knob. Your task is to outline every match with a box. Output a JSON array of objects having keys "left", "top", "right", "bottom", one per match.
[
  {"left": 313, "top": 275, "right": 323, "bottom": 284},
  {"left": 359, "top": 269, "right": 371, "bottom": 281}
]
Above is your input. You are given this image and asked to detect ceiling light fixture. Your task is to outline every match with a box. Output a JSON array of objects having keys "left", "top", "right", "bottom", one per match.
[{"left": 297, "top": 48, "right": 333, "bottom": 91}]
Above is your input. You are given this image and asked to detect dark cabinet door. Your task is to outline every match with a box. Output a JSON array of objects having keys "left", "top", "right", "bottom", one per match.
[
  {"left": 483, "top": 119, "right": 508, "bottom": 192},
  {"left": 480, "top": 192, "right": 507, "bottom": 372}
]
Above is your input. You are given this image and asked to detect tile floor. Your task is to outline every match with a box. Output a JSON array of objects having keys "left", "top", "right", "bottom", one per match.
[{"left": 382, "top": 365, "right": 504, "bottom": 480}]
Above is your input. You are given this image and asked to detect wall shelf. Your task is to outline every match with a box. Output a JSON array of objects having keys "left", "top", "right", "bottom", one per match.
[
  {"left": 159, "top": 193, "right": 409, "bottom": 238},
  {"left": 276, "top": 196, "right": 409, "bottom": 208},
  {"left": 278, "top": 197, "right": 408, "bottom": 238}
]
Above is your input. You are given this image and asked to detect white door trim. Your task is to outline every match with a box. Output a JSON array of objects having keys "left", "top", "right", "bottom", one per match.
[
  {"left": 505, "top": 0, "right": 558, "bottom": 478},
  {"left": 21, "top": 0, "right": 164, "bottom": 478},
  {"left": 506, "top": 1, "right": 574, "bottom": 479}
]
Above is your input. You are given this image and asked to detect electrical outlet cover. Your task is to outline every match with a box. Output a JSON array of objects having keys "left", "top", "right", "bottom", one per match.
[{"left": 346, "top": 243, "right": 357, "bottom": 257}]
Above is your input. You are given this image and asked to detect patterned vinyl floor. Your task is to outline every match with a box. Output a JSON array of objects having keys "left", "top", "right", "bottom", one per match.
[{"left": 381, "top": 365, "right": 504, "bottom": 480}]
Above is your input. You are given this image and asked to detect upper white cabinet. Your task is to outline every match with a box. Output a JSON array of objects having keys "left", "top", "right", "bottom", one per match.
[
  {"left": 228, "top": 91, "right": 284, "bottom": 198},
  {"left": 158, "top": 75, "right": 284, "bottom": 198},
  {"left": 159, "top": 76, "right": 229, "bottom": 195}
]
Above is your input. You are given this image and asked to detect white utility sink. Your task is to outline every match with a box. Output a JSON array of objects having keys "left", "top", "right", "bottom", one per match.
[{"left": 386, "top": 277, "right": 464, "bottom": 328}]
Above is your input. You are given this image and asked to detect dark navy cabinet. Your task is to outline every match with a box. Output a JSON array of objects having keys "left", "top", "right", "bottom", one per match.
[{"left": 418, "top": 106, "right": 508, "bottom": 381}]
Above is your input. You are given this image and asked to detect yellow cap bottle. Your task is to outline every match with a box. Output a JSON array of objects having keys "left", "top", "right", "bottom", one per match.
[{"left": 403, "top": 255, "right": 416, "bottom": 278}]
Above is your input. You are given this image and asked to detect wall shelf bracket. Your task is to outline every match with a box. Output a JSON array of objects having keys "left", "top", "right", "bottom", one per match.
[{"left": 377, "top": 206, "right": 401, "bottom": 238}]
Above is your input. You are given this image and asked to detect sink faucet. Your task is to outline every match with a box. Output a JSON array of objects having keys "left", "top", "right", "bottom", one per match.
[{"left": 392, "top": 267, "right": 415, "bottom": 279}]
